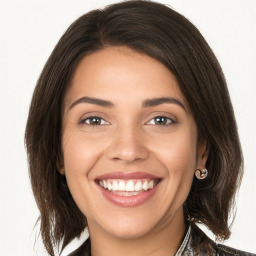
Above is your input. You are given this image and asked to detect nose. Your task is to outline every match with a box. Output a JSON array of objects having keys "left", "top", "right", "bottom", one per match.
[{"left": 106, "top": 127, "right": 149, "bottom": 163}]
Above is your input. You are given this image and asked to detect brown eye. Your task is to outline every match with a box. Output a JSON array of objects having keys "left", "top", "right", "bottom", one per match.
[
  {"left": 83, "top": 116, "right": 109, "bottom": 126},
  {"left": 146, "top": 116, "right": 174, "bottom": 126},
  {"left": 154, "top": 116, "right": 168, "bottom": 125}
]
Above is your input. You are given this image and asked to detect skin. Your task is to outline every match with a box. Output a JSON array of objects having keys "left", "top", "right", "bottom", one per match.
[{"left": 60, "top": 46, "right": 208, "bottom": 256}]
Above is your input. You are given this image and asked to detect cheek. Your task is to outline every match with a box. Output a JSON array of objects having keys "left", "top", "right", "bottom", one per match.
[
  {"left": 62, "top": 131, "right": 105, "bottom": 178},
  {"left": 152, "top": 127, "right": 197, "bottom": 199},
  {"left": 152, "top": 132, "right": 197, "bottom": 212},
  {"left": 61, "top": 131, "right": 106, "bottom": 216},
  {"left": 152, "top": 128, "right": 197, "bottom": 172}
]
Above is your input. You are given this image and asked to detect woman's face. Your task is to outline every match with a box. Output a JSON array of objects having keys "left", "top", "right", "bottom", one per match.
[{"left": 61, "top": 46, "right": 207, "bottom": 239}]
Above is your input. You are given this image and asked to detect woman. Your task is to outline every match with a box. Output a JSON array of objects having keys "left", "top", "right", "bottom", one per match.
[{"left": 25, "top": 1, "right": 255, "bottom": 255}]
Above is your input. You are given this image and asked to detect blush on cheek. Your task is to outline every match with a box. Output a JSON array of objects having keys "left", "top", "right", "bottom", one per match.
[
  {"left": 63, "top": 131, "right": 100, "bottom": 165},
  {"left": 160, "top": 141, "right": 196, "bottom": 167}
]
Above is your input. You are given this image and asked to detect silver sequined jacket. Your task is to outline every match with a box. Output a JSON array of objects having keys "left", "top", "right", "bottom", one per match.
[{"left": 68, "top": 224, "right": 255, "bottom": 256}]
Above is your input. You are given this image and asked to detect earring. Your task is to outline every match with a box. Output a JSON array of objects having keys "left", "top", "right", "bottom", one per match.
[{"left": 195, "top": 168, "right": 208, "bottom": 180}]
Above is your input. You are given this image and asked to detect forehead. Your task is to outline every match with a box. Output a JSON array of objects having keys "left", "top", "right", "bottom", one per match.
[{"left": 64, "top": 46, "right": 188, "bottom": 110}]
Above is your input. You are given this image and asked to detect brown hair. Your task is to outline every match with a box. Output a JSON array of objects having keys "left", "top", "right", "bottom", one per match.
[{"left": 25, "top": 1, "right": 243, "bottom": 255}]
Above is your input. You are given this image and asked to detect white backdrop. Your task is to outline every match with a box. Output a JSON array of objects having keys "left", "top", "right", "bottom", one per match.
[{"left": 0, "top": 0, "right": 255, "bottom": 255}]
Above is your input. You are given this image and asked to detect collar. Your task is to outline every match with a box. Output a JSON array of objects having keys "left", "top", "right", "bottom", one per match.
[{"left": 175, "top": 224, "right": 192, "bottom": 256}]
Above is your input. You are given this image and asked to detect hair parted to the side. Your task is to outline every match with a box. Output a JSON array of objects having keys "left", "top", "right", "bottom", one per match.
[{"left": 25, "top": 1, "right": 243, "bottom": 255}]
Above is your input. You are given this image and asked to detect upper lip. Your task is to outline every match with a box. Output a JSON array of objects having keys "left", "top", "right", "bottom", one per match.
[{"left": 95, "top": 172, "right": 161, "bottom": 180}]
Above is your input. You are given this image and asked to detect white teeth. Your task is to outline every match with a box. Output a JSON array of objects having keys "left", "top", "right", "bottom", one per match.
[
  {"left": 148, "top": 180, "right": 154, "bottom": 189},
  {"left": 119, "top": 180, "right": 126, "bottom": 191},
  {"left": 134, "top": 181, "right": 142, "bottom": 191},
  {"left": 112, "top": 181, "right": 119, "bottom": 191},
  {"left": 142, "top": 180, "right": 149, "bottom": 191},
  {"left": 126, "top": 180, "right": 135, "bottom": 192},
  {"left": 103, "top": 180, "right": 107, "bottom": 189},
  {"left": 107, "top": 182, "right": 112, "bottom": 191},
  {"left": 98, "top": 178, "right": 159, "bottom": 192}
]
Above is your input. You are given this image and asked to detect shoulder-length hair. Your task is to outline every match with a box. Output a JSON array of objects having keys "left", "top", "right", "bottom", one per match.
[{"left": 25, "top": 1, "right": 243, "bottom": 255}]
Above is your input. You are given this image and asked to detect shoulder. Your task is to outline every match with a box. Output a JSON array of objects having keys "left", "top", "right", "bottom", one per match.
[
  {"left": 216, "top": 243, "right": 256, "bottom": 256},
  {"left": 190, "top": 224, "right": 256, "bottom": 256}
]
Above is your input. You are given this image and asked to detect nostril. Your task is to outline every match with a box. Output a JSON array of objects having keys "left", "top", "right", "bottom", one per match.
[{"left": 107, "top": 147, "right": 149, "bottom": 163}]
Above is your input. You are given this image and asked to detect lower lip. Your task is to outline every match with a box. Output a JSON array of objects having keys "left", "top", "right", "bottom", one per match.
[{"left": 97, "top": 182, "right": 160, "bottom": 207}]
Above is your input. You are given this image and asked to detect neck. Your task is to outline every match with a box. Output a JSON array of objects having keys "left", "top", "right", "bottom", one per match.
[{"left": 88, "top": 208, "right": 186, "bottom": 256}]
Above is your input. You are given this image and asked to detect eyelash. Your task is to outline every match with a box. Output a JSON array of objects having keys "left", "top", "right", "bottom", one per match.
[
  {"left": 146, "top": 116, "right": 176, "bottom": 126},
  {"left": 79, "top": 116, "right": 110, "bottom": 126},
  {"left": 79, "top": 115, "right": 176, "bottom": 127}
]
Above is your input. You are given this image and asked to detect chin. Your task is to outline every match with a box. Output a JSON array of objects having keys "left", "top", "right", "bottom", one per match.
[
  {"left": 101, "top": 219, "right": 158, "bottom": 239},
  {"left": 88, "top": 205, "right": 177, "bottom": 240}
]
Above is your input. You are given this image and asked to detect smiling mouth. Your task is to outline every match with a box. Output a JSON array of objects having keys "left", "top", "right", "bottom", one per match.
[
  {"left": 95, "top": 172, "right": 162, "bottom": 206},
  {"left": 96, "top": 179, "right": 160, "bottom": 196}
]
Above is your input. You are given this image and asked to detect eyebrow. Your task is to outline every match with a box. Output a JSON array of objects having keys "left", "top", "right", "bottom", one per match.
[
  {"left": 69, "top": 96, "right": 114, "bottom": 110},
  {"left": 142, "top": 97, "right": 187, "bottom": 112},
  {"left": 68, "top": 96, "right": 186, "bottom": 112}
]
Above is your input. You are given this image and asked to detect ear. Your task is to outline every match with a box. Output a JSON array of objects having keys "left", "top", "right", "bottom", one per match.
[
  {"left": 197, "top": 139, "right": 209, "bottom": 169},
  {"left": 57, "top": 162, "right": 65, "bottom": 175}
]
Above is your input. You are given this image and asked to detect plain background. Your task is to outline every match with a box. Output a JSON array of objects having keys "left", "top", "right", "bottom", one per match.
[{"left": 0, "top": 0, "right": 255, "bottom": 255}]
